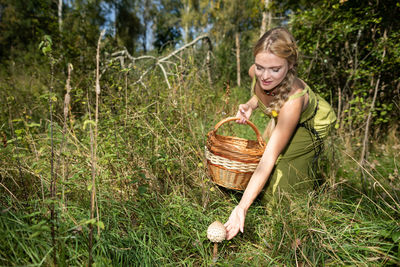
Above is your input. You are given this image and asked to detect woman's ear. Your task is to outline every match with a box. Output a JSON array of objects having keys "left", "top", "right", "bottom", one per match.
[{"left": 248, "top": 64, "right": 255, "bottom": 78}]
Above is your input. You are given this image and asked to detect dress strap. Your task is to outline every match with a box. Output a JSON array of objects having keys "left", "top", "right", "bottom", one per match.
[
  {"left": 288, "top": 86, "right": 309, "bottom": 101},
  {"left": 251, "top": 75, "right": 257, "bottom": 93},
  {"left": 252, "top": 76, "right": 270, "bottom": 114}
]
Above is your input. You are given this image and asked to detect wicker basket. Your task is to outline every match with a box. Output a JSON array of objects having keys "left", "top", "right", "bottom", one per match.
[{"left": 205, "top": 117, "right": 266, "bottom": 190}]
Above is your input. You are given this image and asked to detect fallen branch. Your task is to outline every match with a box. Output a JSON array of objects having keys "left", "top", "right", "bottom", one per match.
[
  {"left": 157, "top": 63, "right": 171, "bottom": 89},
  {"left": 159, "top": 34, "right": 210, "bottom": 62},
  {"left": 107, "top": 34, "right": 213, "bottom": 89}
]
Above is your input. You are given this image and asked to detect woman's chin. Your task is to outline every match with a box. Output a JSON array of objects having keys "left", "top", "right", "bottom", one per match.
[{"left": 260, "top": 84, "right": 274, "bottom": 91}]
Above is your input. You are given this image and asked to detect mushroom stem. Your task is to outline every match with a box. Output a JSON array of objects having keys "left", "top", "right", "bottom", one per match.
[{"left": 212, "top": 243, "right": 218, "bottom": 261}]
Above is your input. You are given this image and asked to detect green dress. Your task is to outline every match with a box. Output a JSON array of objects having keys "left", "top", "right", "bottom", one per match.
[{"left": 252, "top": 78, "right": 337, "bottom": 202}]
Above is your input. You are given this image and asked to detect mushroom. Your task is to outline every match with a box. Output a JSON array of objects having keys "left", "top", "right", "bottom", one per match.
[{"left": 207, "top": 221, "right": 226, "bottom": 261}]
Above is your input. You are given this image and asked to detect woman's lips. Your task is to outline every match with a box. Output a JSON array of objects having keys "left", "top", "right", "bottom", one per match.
[{"left": 262, "top": 80, "right": 272, "bottom": 86}]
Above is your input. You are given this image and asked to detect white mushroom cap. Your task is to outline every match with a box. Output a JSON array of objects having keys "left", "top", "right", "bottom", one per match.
[{"left": 207, "top": 221, "right": 226, "bottom": 242}]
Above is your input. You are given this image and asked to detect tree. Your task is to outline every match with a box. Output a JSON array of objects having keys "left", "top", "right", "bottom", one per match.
[
  {"left": 58, "top": 0, "right": 63, "bottom": 32},
  {"left": 0, "top": 0, "right": 58, "bottom": 60},
  {"left": 110, "top": 0, "right": 142, "bottom": 54},
  {"left": 260, "top": 0, "right": 272, "bottom": 37},
  {"left": 153, "top": 0, "right": 182, "bottom": 52},
  {"left": 61, "top": 0, "right": 106, "bottom": 67},
  {"left": 291, "top": 0, "right": 400, "bottom": 134},
  {"left": 136, "top": 0, "right": 156, "bottom": 52},
  {"left": 181, "top": 0, "right": 211, "bottom": 43},
  {"left": 209, "top": 0, "right": 262, "bottom": 87}
]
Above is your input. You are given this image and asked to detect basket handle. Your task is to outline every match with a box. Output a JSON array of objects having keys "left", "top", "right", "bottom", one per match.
[{"left": 212, "top": 117, "right": 265, "bottom": 146}]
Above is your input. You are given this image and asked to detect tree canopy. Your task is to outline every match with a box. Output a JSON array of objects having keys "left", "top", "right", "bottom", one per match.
[{"left": 0, "top": 0, "right": 399, "bottom": 132}]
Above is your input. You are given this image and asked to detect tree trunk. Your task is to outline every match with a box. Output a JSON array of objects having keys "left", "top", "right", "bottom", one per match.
[
  {"left": 268, "top": 2, "right": 272, "bottom": 30},
  {"left": 183, "top": 3, "right": 190, "bottom": 44},
  {"left": 260, "top": 0, "right": 271, "bottom": 36},
  {"left": 143, "top": 21, "right": 147, "bottom": 53},
  {"left": 58, "top": 0, "right": 63, "bottom": 32},
  {"left": 235, "top": 31, "right": 241, "bottom": 87},
  {"left": 142, "top": 0, "right": 150, "bottom": 53}
]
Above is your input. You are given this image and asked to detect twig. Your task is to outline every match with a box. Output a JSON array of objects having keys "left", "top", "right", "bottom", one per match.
[
  {"left": 131, "top": 65, "right": 154, "bottom": 86},
  {"left": 359, "top": 29, "right": 387, "bottom": 191},
  {"left": 0, "top": 182, "right": 18, "bottom": 200},
  {"left": 60, "top": 63, "right": 73, "bottom": 210},
  {"left": 6, "top": 104, "right": 25, "bottom": 192},
  {"left": 46, "top": 50, "right": 58, "bottom": 266},
  {"left": 343, "top": 149, "right": 400, "bottom": 214},
  {"left": 157, "top": 63, "right": 171, "bottom": 89}
]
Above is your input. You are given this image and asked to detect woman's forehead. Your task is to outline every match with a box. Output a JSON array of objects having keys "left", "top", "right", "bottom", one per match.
[{"left": 255, "top": 51, "right": 287, "bottom": 67}]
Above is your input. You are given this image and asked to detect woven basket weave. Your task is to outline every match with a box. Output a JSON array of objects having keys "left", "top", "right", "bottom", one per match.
[{"left": 205, "top": 117, "right": 266, "bottom": 190}]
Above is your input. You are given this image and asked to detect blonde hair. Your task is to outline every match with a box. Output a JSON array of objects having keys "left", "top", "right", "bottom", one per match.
[{"left": 254, "top": 27, "right": 299, "bottom": 117}]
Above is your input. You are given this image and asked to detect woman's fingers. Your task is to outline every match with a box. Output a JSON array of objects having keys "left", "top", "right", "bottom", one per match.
[
  {"left": 236, "top": 105, "right": 250, "bottom": 124},
  {"left": 226, "top": 226, "right": 239, "bottom": 240},
  {"left": 224, "top": 205, "right": 247, "bottom": 240},
  {"left": 224, "top": 221, "right": 241, "bottom": 240},
  {"left": 236, "top": 115, "right": 247, "bottom": 124}
]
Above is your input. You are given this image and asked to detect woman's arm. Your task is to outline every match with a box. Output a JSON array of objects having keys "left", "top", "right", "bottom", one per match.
[
  {"left": 236, "top": 65, "right": 258, "bottom": 123},
  {"left": 239, "top": 97, "right": 302, "bottom": 208},
  {"left": 225, "top": 95, "right": 304, "bottom": 239}
]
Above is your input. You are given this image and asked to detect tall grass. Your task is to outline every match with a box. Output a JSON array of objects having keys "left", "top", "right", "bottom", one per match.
[{"left": 0, "top": 44, "right": 399, "bottom": 266}]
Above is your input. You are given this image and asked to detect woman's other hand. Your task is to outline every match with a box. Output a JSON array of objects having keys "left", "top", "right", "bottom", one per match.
[
  {"left": 236, "top": 104, "right": 252, "bottom": 124},
  {"left": 224, "top": 205, "right": 247, "bottom": 240}
]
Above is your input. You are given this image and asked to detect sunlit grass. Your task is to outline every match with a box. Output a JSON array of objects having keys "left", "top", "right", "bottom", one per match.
[{"left": 0, "top": 53, "right": 399, "bottom": 266}]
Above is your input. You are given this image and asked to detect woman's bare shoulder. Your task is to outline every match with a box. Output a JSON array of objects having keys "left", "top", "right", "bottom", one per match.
[{"left": 288, "top": 77, "right": 306, "bottom": 96}]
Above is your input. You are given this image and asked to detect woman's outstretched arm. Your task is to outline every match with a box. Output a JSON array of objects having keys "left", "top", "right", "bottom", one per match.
[{"left": 225, "top": 95, "right": 304, "bottom": 240}]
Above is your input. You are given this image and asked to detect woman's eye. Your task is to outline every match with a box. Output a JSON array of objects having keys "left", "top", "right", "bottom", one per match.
[
  {"left": 256, "top": 66, "right": 263, "bottom": 71},
  {"left": 272, "top": 68, "right": 280, "bottom": 72}
]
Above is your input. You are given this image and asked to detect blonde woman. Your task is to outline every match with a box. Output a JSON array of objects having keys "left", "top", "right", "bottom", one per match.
[{"left": 224, "top": 27, "right": 336, "bottom": 240}]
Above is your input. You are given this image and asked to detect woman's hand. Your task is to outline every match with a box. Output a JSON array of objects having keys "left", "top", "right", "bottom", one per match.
[
  {"left": 224, "top": 205, "right": 247, "bottom": 240},
  {"left": 236, "top": 104, "right": 253, "bottom": 124}
]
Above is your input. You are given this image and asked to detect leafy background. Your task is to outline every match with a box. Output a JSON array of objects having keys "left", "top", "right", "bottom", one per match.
[{"left": 0, "top": 0, "right": 399, "bottom": 266}]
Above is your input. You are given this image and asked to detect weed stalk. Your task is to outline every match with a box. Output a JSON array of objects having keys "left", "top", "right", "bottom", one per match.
[{"left": 88, "top": 29, "right": 105, "bottom": 267}]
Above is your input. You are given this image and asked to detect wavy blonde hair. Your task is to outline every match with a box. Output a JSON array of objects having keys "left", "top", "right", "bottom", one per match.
[{"left": 254, "top": 27, "right": 299, "bottom": 117}]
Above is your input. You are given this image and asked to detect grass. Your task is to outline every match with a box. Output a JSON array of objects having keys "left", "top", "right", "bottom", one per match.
[
  {"left": 0, "top": 47, "right": 399, "bottom": 266},
  {"left": 1, "top": 185, "right": 398, "bottom": 266}
]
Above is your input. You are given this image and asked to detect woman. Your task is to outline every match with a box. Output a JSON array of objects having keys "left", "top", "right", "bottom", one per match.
[{"left": 224, "top": 27, "right": 336, "bottom": 240}]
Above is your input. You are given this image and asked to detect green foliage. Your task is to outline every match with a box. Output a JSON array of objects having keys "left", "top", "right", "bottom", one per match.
[
  {"left": 0, "top": 0, "right": 58, "bottom": 59},
  {"left": 291, "top": 0, "right": 400, "bottom": 135},
  {"left": 152, "top": 0, "right": 183, "bottom": 52},
  {"left": 114, "top": 0, "right": 143, "bottom": 54}
]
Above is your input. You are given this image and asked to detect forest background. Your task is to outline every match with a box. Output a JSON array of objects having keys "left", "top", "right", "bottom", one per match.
[{"left": 0, "top": 0, "right": 399, "bottom": 266}]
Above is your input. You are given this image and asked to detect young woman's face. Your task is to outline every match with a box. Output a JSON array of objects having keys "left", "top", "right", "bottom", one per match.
[{"left": 254, "top": 51, "right": 290, "bottom": 91}]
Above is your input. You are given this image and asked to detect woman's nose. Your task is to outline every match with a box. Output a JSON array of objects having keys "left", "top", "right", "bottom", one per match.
[{"left": 262, "top": 70, "right": 270, "bottom": 80}]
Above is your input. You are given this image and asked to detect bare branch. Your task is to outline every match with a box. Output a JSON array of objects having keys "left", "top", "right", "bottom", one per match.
[
  {"left": 159, "top": 34, "right": 210, "bottom": 62},
  {"left": 132, "top": 65, "right": 155, "bottom": 86},
  {"left": 157, "top": 63, "right": 171, "bottom": 89},
  {"left": 107, "top": 34, "right": 212, "bottom": 89}
]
